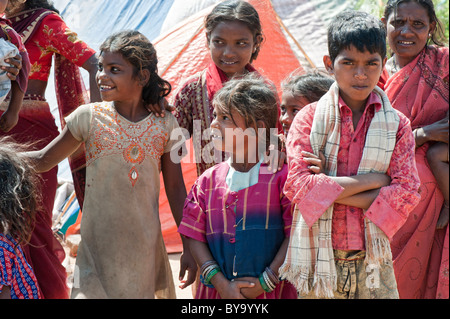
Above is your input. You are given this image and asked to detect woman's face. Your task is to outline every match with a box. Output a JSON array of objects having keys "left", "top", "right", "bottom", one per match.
[{"left": 383, "top": 1, "right": 436, "bottom": 67}]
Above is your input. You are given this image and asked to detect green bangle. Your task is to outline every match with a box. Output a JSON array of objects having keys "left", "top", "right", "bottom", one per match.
[
  {"left": 205, "top": 268, "right": 220, "bottom": 285},
  {"left": 259, "top": 274, "right": 271, "bottom": 293}
]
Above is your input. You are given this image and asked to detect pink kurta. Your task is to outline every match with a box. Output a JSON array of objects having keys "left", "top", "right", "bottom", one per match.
[{"left": 381, "top": 46, "right": 449, "bottom": 299}]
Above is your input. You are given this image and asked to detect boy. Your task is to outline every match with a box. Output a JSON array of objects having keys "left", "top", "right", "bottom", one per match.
[{"left": 278, "top": 11, "right": 420, "bottom": 299}]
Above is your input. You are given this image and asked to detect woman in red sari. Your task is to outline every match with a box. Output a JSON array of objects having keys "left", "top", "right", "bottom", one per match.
[
  {"left": 380, "top": 0, "right": 449, "bottom": 299},
  {"left": 1, "top": 0, "right": 100, "bottom": 299}
]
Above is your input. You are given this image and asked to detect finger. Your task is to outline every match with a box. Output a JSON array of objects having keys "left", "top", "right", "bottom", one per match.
[
  {"left": 234, "top": 281, "right": 255, "bottom": 289},
  {"left": 308, "top": 166, "right": 321, "bottom": 174},
  {"left": 303, "top": 157, "right": 322, "bottom": 166},
  {"left": 301, "top": 150, "right": 318, "bottom": 158}
]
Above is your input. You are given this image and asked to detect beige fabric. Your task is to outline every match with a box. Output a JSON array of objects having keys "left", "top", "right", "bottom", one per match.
[{"left": 66, "top": 102, "right": 182, "bottom": 299}]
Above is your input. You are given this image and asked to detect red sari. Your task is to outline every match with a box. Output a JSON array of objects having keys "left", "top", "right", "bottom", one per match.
[
  {"left": 1, "top": 9, "right": 94, "bottom": 299},
  {"left": 381, "top": 46, "right": 449, "bottom": 299}
]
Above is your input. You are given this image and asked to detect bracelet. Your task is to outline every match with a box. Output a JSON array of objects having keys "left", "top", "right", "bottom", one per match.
[
  {"left": 258, "top": 267, "right": 279, "bottom": 293},
  {"left": 200, "top": 260, "right": 221, "bottom": 287}
]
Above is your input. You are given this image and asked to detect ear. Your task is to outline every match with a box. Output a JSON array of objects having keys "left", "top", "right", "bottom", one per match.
[
  {"left": 253, "top": 35, "right": 263, "bottom": 53},
  {"left": 323, "top": 55, "right": 334, "bottom": 75},
  {"left": 382, "top": 56, "right": 388, "bottom": 70},
  {"left": 138, "top": 69, "right": 150, "bottom": 87},
  {"left": 206, "top": 34, "right": 211, "bottom": 49},
  {"left": 429, "top": 21, "right": 437, "bottom": 37},
  {"left": 381, "top": 17, "right": 387, "bottom": 27}
]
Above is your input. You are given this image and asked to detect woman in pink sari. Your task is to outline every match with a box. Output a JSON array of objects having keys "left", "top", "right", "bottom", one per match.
[{"left": 380, "top": 0, "right": 448, "bottom": 299}]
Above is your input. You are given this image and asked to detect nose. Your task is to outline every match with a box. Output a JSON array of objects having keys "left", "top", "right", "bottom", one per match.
[
  {"left": 354, "top": 66, "right": 367, "bottom": 80},
  {"left": 280, "top": 112, "right": 292, "bottom": 127},
  {"left": 400, "top": 22, "right": 413, "bottom": 36},
  {"left": 223, "top": 44, "right": 235, "bottom": 57}
]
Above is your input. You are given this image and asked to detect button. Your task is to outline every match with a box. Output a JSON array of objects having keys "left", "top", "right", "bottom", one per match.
[{"left": 229, "top": 238, "right": 236, "bottom": 243}]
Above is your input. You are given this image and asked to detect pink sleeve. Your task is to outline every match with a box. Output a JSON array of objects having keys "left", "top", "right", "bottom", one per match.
[
  {"left": 178, "top": 180, "right": 208, "bottom": 243},
  {"left": 283, "top": 103, "right": 344, "bottom": 228},
  {"left": 364, "top": 112, "right": 421, "bottom": 239}
]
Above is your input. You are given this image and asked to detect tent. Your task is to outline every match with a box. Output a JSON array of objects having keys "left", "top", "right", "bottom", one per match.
[{"left": 51, "top": 0, "right": 384, "bottom": 253}]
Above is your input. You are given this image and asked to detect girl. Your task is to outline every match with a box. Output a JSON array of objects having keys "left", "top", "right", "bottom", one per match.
[
  {"left": 178, "top": 75, "right": 297, "bottom": 299},
  {"left": 24, "top": 30, "right": 195, "bottom": 299},
  {"left": 280, "top": 69, "right": 334, "bottom": 137},
  {"left": 0, "top": 137, "right": 41, "bottom": 299},
  {"left": 171, "top": 0, "right": 284, "bottom": 177}
]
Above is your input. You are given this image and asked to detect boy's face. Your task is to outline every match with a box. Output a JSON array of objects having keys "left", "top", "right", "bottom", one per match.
[{"left": 323, "top": 45, "right": 386, "bottom": 110}]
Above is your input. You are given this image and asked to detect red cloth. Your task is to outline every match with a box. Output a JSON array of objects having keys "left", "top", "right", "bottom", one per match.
[
  {"left": 381, "top": 46, "right": 449, "bottom": 299},
  {"left": 284, "top": 92, "right": 420, "bottom": 250}
]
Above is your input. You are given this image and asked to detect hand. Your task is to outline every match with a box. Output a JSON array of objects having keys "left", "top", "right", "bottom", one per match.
[
  {"left": 302, "top": 150, "right": 326, "bottom": 174},
  {"left": 0, "top": 110, "right": 19, "bottom": 132},
  {"left": 146, "top": 97, "right": 175, "bottom": 118},
  {"left": 213, "top": 274, "right": 255, "bottom": 299},
  {"left": 178, "top": 249, "right": 198, "bottom": 290},
  {"left": 265, "top": 147, "right": 286, "bottom": 173},
  {"left": 236, "top": 276, "right": 264, "bottom": 299},
  {"left": 422, "top": 117, "right": 449, "bottom": 144},
  {"left": 2, "top": 54, "right": 22, "bottom": 81}
]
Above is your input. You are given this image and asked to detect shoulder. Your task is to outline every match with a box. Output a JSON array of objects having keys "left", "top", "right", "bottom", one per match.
[
  {"left": 175, "top": 70, "right": 205, "bottom": 94},
  {"left": 0, "top": 234, "right": 16, "bottom": 258},
  {"left": 197, "top": 162, "right": 228, "bottom": 184}
]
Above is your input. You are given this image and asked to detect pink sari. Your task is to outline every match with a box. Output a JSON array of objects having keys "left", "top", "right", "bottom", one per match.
[{"left": 382, "top": 46, "right": 449, "bottom": 299}]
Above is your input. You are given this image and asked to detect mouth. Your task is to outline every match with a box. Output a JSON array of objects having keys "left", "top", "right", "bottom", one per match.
[
  {"left": 397, "top": 40, "right": 415, "bottom": 46},
  {"left": 99, "top": 84, "right": 115, "bottom": 92},
  {"left": 352, "top": 85, "right": 369, "bottom": 90},
  {"left": 221, "top": 60, "right": 238, "bottom": 66}
]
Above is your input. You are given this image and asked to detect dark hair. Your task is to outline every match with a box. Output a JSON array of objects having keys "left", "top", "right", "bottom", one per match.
[
  {"left": 0, "top": 137, "right": 40, "bottom": 246},
  {"left": 383, "top": 0, "right": 446, "bottom": 47},
  {"left": 213, "top": 74, "right": 279, "bottom": 151},
  {"left": 281, "top": 69, "right": 334, "bottom": 103},
  {"left": 328, "top": 10, "right": 387, "bottom": 63},
  {"left": 24, "top": 0, "right": 60, "bottom": 14},
  {"left": 205, "top": 0, "right": 264, "bottom": 62},
  {"left": 99, "top": 30, "right": 171, "bottom": 106}
]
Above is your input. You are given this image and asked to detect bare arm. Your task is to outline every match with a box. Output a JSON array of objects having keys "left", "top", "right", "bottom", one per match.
[
  {"left": 161, "top": 153, "right": 197, "bottom": 289},
  {"left": 25, "top": 126, "right": 82, "bottom": 173},
  {"left": 0, "top": 82, "right": 23, "bottom": 132},
  {"left": 81, "top": 55, "right": 101, "bottom": 103}
]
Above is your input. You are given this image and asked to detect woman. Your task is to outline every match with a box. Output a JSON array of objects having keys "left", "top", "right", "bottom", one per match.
[
  {"left": 1, "top": 0, "right": 100, "bottom": 299},
  {"left": 380, "top": 0, "right": 449, "bottom": 299}
]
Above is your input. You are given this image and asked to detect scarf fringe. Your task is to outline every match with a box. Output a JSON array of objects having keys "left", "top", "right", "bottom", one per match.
[
  {"left": 365, "top": 236, "right": 393, "bottom": 266},
  {"left": 279, "top": 263, "right": 337, "bottom": 298}
]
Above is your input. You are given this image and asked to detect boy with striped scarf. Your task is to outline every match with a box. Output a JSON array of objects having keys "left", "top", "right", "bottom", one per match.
[{"left": 279, "top": 10, "right": 420, "bottom": 299}]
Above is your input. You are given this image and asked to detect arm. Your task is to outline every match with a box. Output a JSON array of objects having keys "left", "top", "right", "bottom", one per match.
[
  {"left": 363, "top": 115, "right": 421, "bottom": 239},
  {"left": 0, "top": 82, "right": 23, "bottom": 132},
  {"left": 25, "top": 126, "right": 82, "bottom": 173},
  {"left": 414, "top": 117, "right": 449, "bottom": 147},
  {"left": 160, "top": 152, "right": 197, "bottom": 289},
  {"left": 0, "top": 285, "right": 11, "bottom": 300},
  {"left": 81, "top": 55, "right": 101, "bottom": 103}
]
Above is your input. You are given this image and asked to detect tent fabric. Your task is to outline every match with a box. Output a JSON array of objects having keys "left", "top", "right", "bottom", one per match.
[{"left": 50, "top": 0, "right": 381, "bottom": 253}]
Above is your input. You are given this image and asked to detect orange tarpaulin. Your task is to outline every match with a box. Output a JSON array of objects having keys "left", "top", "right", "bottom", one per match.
[{"left": 156, "top": 0, "right": 304, "bottom": 253}]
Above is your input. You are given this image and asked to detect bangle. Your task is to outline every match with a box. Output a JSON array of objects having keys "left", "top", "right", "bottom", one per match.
[
  {"left": 200, "top": 260, "right": 221, "bottom": 287},
  {"left": 258, "top": 267, "right": 279, "bottom": 293}
]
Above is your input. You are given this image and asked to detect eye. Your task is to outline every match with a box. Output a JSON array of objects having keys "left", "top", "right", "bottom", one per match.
[
  {"left": 292, "top": 108, "right": 301, "bottom": 115},
  {"left": 97, "top": 63, "right": 103, "bottom": 71},
  {"left": 280, "top": 106, "right": 286, "bottom": 114}
]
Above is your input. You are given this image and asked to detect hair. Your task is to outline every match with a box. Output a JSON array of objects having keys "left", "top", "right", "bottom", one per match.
[
  {"left": 327, "top": 10, "right": 387, "bottom": 63},
  {"left": 213, "top": 74, "right": 279, "bottom": 151},
  {"left": 0, "top": 137, "right": 40, "bottom": 246},
  {"left": 99, "top": 30, "right": 171, "bottom": 106},
  {"left": 383, "top": 0, "right": 446, "bottom": 47},
  {"left": 23, "top": 0, "right": 60, "bottom": 13},
  {"left": 205, "top": 0, "right": 264, "bottom": 62},
  {"left": 281, "top": 69, "right": 334, "bottom": 103}
]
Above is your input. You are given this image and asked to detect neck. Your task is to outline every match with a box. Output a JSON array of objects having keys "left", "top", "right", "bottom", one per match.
[
  {"left": 113, "top": 100, "right": 150, "bottom": 123},
  {"left": 5, "top": 3, "right": 27, "bottom": 18},
  {"left": 230, "top": 150, "right": 261, "bottom": 172}
]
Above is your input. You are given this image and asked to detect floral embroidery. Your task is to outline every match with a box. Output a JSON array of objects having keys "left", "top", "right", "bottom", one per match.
[{"left": 86, "top": 103, "right": 169, "bottom": 186}]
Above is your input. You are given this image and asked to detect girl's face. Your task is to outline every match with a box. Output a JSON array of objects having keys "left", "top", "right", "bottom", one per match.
[
  {"left": 210, "top": 105, "right": 259, "bottom": 162},
  {"left": 383, "top": 1, "right": 435, "bottom": 67},
  {"left": 280, "top": 92, "right": 310, "bottom": 136},
  {"left": 0, "top": 0, "right": 9, "bottom": 14},
  {"left": 96, "top": 51, "right": 143, "bottom": 104},
  {"left": 208, "top": 20, "right": 258, "bottom": 78}
]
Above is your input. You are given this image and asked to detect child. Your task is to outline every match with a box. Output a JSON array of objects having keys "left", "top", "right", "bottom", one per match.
[
  {"left": 280, "top": 69, "right": 334, "bottom": 137},
  {"left": 23, "top": 30, "right": 196, "bottom": 299},
  {"left": 178, "top": 75, "right": 297, "bottom": 299},
  {"left": 279, "top": 11, "right": 421, "bottom": 299},
  {"left": 172, "top": 0, "right": 284, "bottom": 177},
  {"left": 427, "top": 111, "right": 449, "bottom": 230},
  {"left": 0, "top": 137, "right": 41, "bottom": 299},
  {"left": 0, "top": 1, "right": 30, "bottom": 133}
]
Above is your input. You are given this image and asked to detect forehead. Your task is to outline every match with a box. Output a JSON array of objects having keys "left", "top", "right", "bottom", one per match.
[
  {"left": 281, "top": 92, "right": 310, "bottom": 108},
  {"left": 210, "top": 20, "right": 254, "bottom": 39},
  {"left": 388, "top": 1, "right": 430, "bottom": 21},
  {"left": 99, "top": 51, "right": 128, "bottom": 65},
  {"left": 335, "top": 44, "right": 383, "bottom": 62}
]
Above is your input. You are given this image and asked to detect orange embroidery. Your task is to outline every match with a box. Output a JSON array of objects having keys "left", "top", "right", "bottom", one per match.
[{"left": 86, "top": 103, "right": 169, "bottom": 186}]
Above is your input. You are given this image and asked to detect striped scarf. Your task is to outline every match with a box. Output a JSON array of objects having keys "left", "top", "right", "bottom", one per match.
[{"left": 279, "top": 82, "right": 399, "bottom": 298}]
